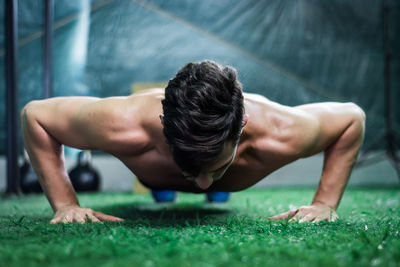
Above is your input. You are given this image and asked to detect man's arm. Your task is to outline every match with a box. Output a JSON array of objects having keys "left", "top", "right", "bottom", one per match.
[
  {"left": 269, "top": 102, "right": 366, "bottom": 222},
  {"left": 21, "top": 96, "right": 147, "bottom": 223}
]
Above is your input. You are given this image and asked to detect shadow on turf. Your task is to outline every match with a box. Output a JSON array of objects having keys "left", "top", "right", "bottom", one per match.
[{"left": 95, "top": 201, "right": 234, "bottom": 227}]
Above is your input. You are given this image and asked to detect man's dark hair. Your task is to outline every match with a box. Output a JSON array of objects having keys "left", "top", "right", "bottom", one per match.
[{"left": 161, "top": 61, "right": 244, "bottom": 176}]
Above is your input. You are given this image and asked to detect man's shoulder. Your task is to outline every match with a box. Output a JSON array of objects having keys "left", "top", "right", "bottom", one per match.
[
  {"left": 127, "top": 89, "right": 166, "bottom": 148},
  {"left": 242, "top": 97, "right": 321, "bottom": 159},
  {"left": 131, "top": 88, "right": 165, "bottom": 100}
]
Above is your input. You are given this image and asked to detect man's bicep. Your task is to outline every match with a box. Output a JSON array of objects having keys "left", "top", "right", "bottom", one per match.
[
  {"left": 295, "top": 102, "right": 364, "bottom": 156},
  {"left": 25, "top": 97, "right": 104, "bottom": 150}
]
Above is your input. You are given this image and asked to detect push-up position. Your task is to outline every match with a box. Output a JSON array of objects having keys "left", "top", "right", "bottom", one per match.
[{"left": 21, "top": 61, "right": 365, "bottom": 224}]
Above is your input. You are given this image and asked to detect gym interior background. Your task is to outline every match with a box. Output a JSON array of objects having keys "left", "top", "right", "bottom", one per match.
[{"left": 1, "top": 0, "right": 399, "bottom": 193}]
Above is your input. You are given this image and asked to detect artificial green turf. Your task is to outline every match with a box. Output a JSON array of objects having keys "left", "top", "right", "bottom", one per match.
[{"left": 1, "top": 188, "right": 399, "bottom": 267}]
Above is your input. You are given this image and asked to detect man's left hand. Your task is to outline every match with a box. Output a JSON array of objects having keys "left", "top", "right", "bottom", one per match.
[{"left": 268, "top": 203, "right": 338, "bottom": 223}]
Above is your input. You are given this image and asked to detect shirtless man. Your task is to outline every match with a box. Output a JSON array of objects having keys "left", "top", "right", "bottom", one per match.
[{"left": 21, "top": 61, "right": 366, "bottom": 224}]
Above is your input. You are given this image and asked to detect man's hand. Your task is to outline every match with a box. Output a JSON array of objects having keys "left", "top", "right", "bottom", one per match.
[
  {"left": 50, "top": 206, "right": 124, "bottom": 224},
  {"left": 268, "top": 203, "right": 338, "bottom": 223}
]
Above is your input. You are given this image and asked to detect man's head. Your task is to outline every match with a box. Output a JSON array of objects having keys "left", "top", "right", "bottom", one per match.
[{"left": 161, "top": 61, "right": 245, "bottom": 189}]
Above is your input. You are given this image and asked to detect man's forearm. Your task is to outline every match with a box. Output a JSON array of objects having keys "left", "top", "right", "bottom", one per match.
[
  {"left": 312, "top": 113, "right": 365, "bottom": 210},
  {"left": 21, "top": 103, "right": 79, "bottom": 212}
]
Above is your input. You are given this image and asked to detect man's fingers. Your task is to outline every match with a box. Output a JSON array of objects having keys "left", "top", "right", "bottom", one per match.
[
  {"left": 50, "top": 217, "right": 61, "bottom": 224},
  {"left": 50, "top": 209, "right": 124, "bottom": 224},
  {"left": 268, "top": 209, "right": 298, "bottom": 220},
  {"left": 289, "top": 210, "right": 308, "bottom": 222},
  {"left": 74, "top": 212, "right": 103, "bottom": 223},
  {"left": 93, "top": 211, "right": 124, "bottom": 222},
  {"left": 75, "top": 215, "right": 86, "bottom": 224},
  {"left": 313, "top": 217, "right": 323, "bottom": 223},
  {"left": 268, "top": 205, "right": 339, "bottom": 224},
  {"left": 77, "top": 213, "right": 101, "bottom": 223},
  {"left": 87, "top": 214, "right": 101, "bottom": 223},
  {"left": 289, "top": 212, "right": 302, "bottom": 222},
  {"left": 62, "top": 215, "right": 73, "bottom": 224},
  {"left": 298, "top": 213, "right": 315, "bottom": 223},
  {"left": 329, "top": 212, "right": 339, "bottom": 222}
]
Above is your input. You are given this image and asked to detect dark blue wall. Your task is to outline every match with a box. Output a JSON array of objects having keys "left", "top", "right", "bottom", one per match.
[{"left": 1, "top": 0, "right": 399, "bottom": 154}]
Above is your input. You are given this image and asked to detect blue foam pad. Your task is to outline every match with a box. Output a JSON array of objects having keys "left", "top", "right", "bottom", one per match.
[
  {"left": 206, "top": 192, "right": 231, "bottom": 203},
  {"left": 151, "top": 189, "right": 177, "bottom": 203}
]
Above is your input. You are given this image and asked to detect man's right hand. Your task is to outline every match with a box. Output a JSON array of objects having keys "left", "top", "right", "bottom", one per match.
[{"left": 50, "top": 206, "right": 124, "bottom": 224}]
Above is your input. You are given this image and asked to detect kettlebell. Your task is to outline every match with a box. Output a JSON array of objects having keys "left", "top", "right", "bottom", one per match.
[
  {"left": 68, "top": 150, "right": 100, "bottom": 192},
  {"left": 20, "top": 150, "right": 42, "bottom": 194}
]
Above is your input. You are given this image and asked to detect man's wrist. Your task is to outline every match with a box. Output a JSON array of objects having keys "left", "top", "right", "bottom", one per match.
[
  {"left": 53, "top": 202, "right": 80, "bottom": 212},
  {"left": 311, "top": 200, "right": 336, "bottom": 211}
]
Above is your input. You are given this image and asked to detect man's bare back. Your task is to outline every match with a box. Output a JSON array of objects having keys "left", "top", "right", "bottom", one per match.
[
  {"left": 21, "top": 88, "right": 365, "bottom": 223},
  {"left": 79, "top": 89, "right": 330, "bottom": 193}
]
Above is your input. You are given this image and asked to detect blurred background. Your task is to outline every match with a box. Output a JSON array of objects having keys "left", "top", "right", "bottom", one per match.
[{"left": 1, "top": 0, "right": 399, "bottom": 193}]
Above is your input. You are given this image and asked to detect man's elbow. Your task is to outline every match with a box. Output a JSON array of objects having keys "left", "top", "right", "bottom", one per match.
[
  {"left": 21, "top": 102, "right": 31, "bottom": 124},
  {"left": 345, "top": 103, "right": 366, "bottom": 143},
  {"left": 347, "top": 102, "right": 366, "bottom": 123},
  {"left": 20, "top": 100, "right": 41, "bottom": 128},
  {"left": 345, "top": 102, "right": 366, "bottom": 126}
]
